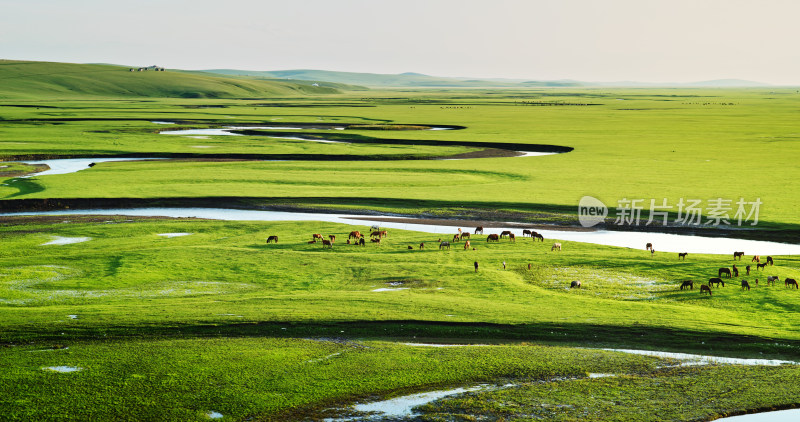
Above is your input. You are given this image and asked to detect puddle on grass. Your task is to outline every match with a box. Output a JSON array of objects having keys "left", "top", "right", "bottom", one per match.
[
  {"left": 67, "top": 314, "right": 78, "bottom": 319},
  {"left": 151, "top": 121, "right": 176, "bottom": 125},
  {"left": 41, "top": 236, "right": 91, "bottom": 246},
  {"left": 588, "top": 373, "right": 616, "bottom": 378},
  {"left": 603, "top": 349, "right": 799, "bottom": 366},
  {"left": 157, "top": 232, "right": 193, "bottom": 238},
  {"left": 371, "top": 287, "right": 409, "bottom": 292},
  {"left": 206, "top": 411, "right": 223, "bottom": 419},
  {"left": 343, "top": 385, "right": 488, "bottom": 420},
  {"left": 18, "top": 157, "right": 167, "bottom": 177},
  {"left": 717, "top": 409, "right": 800, "bottom": 421},
  {"left": 43, "top": 366, "right": 82, "bottom": 373}
]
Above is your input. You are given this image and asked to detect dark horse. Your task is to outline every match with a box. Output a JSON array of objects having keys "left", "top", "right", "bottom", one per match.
[
  {"left": 766, "top": 256, "right": 774, "bottom": 266},
  {"left": 700, "top": 284, "right": 712, "bottom": 296},
  {"left": 786, "top": 278, "right": 799, "bottom": 289},
  {"left": 733, "top": 251, "right": 744, "bottom": 260},
  {"left": 756, "top": 262, "right": 768, "bottom": 270},
  {"left": 474, "top": 226, "right": 484, "bottom": 235},
  {"left": 678, "top": 252, "right": 688, "bottom": 260},
  {"left": 266, "top": 235, "right": 278, "bottom": 243},
  {"left": 533, "top": 233, "right": 544, "bottom": 242},
  {"left": 732, "top": 265, "right": 739, "bottom": 277},
  {"left": 646, "top": 242, "right": 653, "bottom": 251},
  {"left": 746, "top": 265, "right": 751, "bottom": 276},
  {"left": 718, "top": 267, "right": 732, "bottom": 278},
  {"left": 709, "top": 277, "right": 725, "bottom": 288},
  {"left": 522, "top": 229, "right": 533, "bottom": 237},
  {"left": 570, "top": 280, "right": 581, "bottom": 289},
  {"left": 741, "top": 280, "right": 751, "bottom": 291},
  {"left": 679, "top": 280, "right": 694, "bottom": 290},
  {"left": 486, "top": 234, "right": 500, "bottom": 242}
]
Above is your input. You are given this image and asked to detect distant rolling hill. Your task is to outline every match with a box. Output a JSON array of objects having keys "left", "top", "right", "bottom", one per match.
[
  {"left": 0, "top": 60, "right": 362, "bottom": 99},
  {"left": 205, "top": 68, "right": 583, "bottom": 88}
]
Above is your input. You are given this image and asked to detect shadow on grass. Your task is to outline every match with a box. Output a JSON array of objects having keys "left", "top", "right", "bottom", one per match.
[
  {"left": 6, "top": 319, "right": 800, "bottom": 360},
  {"left": 3, "top": 178, "right": 45, "bottom": 198}
]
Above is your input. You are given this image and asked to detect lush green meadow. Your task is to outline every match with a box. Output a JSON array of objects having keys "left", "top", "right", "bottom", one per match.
[{"left": 2, "top": 62, "right": 800, "bottom": 420}]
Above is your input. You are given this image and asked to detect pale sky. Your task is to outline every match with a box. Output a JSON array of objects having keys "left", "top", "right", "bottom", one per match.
[{"left": 2, "top": 0, "right": 800, "bottom": 84}]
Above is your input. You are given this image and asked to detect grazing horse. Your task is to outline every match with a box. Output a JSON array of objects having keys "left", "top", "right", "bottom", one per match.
[
  {"left": 700, "top": 284, "right": 712, "bottom": 296},
  {"left": 439, "top": 241, "right": 451, "bottom": 250},
  {"left": 741, "top": 280, "right": 751, "bottom": 291},
  {"left": 379, "top": 230, "right": 388, "bottom": 238},
  {"left": 680, "top": 280, "right": 694, "bottom": 290},
  {"left": 756, "top": 262, "right": 768, "bottom": 270},
  {"left": 453, "top": 234, "right": 461, "bottom": 242},
  {"left": 646, "top": 243, "right": 653, "bottom": 251},
  {"left": 475, "top": 226, "right": 484, "bottom": 235},
  {"left": 522, "top": 229, "right": 533, "bottom": 237},
  {"left": 328, "top": 235, "right": 336, "bottom": 243},
  {"left": 312, "top": 233, "right": 324, "bottom": 241},
  {"left": 570, "top": 280, "right": 581, "bottom": 289},
  {"left": 464, "top": 240, "right": 471, "bottom": 250},
  {"left": 732, "top": 265, "right": 739, "bottom": 277},
  {"left": 746, "top": 265, "right": 751, "bottom": 276},
  {"left": 419, "top": 242, "right": 425, "bottom": 250},
  {"left": 486, "top": 234, "right": 500, "bottom": 242},
  {"left": 766, "top": 256, "right": 774, "bottom": 266},
  {"left": 321, "top": 239, "right": 332, "bottom": 249},
  {"left": 786, "top": 278, "right": 799, "bottom": 289},
  {"left": 733, "top": 251, "right": 744, "bottom": 260},
  {"left": 370, "top": 238, "right": 381, "bottom": 245},
  {"left": 718, "top": 267, "right": 732, "bottom": 278},
  {"left": 678, "top": 252, "right": 688, "bottom": 260},
  {"left": 533, "top": 233, "right": 544, "bottom": 242},
  {"left": 358, "top": 238, "right": 365, "bottom": 246},
  {"left": 460, "top": 232, "right": 470, "bottom": 239},
  {"left": 408, "top": 245, "right": 413, "bottom": 249},
  {"left": 370, "top": 231, "right": 382, "bottom": 238},
  {"left": 308, "top": 240, "right": 317, "bottom": 244},
  {"left": 551, "top": 242, "right": 562, "bottom": 251},
  {"left": 508, "top": 233, "right": 516, "bottom": 242},
  {"left": 500, "top": 231, "right": 512, "bottom": 238},
  {"left": 266, "top": 235, "right": 278, "bottom": 243},
  {"left": 752, "top": 255, "right": 760, "bottom": 262},
  {"left": 767, "top": 276, "right": 780, "bottom": 286},
  {"left": 709, "top": 277, "right": 725, "bottom": 288},
  {"left": 348, "top": 231, "right": 361, "bottom": 240}
]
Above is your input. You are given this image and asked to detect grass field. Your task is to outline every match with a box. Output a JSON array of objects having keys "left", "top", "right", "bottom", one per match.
[{"left": 2, "top": 61, "right": 800, "bottom": 421}]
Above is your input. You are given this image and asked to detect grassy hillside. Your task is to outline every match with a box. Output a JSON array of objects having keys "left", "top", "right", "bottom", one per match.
[{"left": 0, "top": 60, "right": 353, "bottom": 99}]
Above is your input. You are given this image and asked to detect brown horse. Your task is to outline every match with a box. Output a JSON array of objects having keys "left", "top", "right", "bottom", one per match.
[
  {"left": 453, "top": 234, "right": 461, "bottom": 242},
  {"left": 709, "top": 277, "right": 725, "bottom": 288},
  {"left": 321, "top": 239, "right": 332, "bottom": 249},
  {"left": 785, "top": 278, "right": 798, "bottom": 289},
  {"left": 756, "top": 262, "right": 768, "bottom": 270},
  {"left": 348, "top": 231, "right": 361, "bottom": 239},
  {"left": 419, "top": 242, "right": 425, "bottom": 250},
  {"left": 741, "top": 280, "right": 751, "bottom": 291},
  {"left": 732, "top": 265, "right": 739, "bottom": 277},
  {"left": 700, "top": 284, "right": 712, "bottom": 296},
  {"left": 500, "top": 231, "right": 512, "bottom": 238},
  {"left": 766, "top": 256, "right": 774, "bottom": 266},
  {"left": 474, "top": 226, "right": 484, "bottom": 235},
  {"left": 752, "top": 255, "right": 760, "bottom": 262},
  {"left": 718, "top": 267, "right": 732, "bottom": 278},
  {"left": 533, "top": 233, "right": 544, "bottom": 242},
  {"left": 266, "top": 235, "right": 278, "bottom": 243},
  {"left": 464, "top": 240, "right": 471, "bottom": 250},
  {"left": 646, "top": 242, "right": 653, "bottom": 251},
  {"left": 486, "top": 234, "right": 499, "bottom": 242},
  {"left": 370, "top": 238, "right": 381, "bottom": 245},
  {"left": 680, "top": 280, "right": 694, "bottom": 290},
  {"left": 522, "top": 229, "right": 533, "bottom": 237},
  {"left": 312, "top": 233, "right": 324, "bottom": 241},
  {"left": 508, "top": 233, "right": 516, "bottom": 242},
  {"left": 746, "top": 265, "right": 751, "bottom": 276},
  {"left": 328, "top": 235, "right": 336, "bottom": 243},
  {"left": 370, "top": 231, "right": 381, "bottom": 238},
  {"left": 678, "top": 252, "right": 688, "bottom": 260},
  {"left": 733, "top": 251, "right": 744, "bottom": 260},
  {"left": 460, "top": 232, "right": 470, "bottom": 239}
]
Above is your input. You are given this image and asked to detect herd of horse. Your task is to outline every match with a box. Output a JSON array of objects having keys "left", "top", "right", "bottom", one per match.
[{"left": 671, "top": 247, "right": 797, "bottom": 296}]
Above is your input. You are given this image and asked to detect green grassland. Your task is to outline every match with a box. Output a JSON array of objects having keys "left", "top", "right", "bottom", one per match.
[
  {"left": 1, "top": 217, "right": 800, "bottom": 420},
  {"left": 2, "top": 61, "right": 800, "bottom": 420}
]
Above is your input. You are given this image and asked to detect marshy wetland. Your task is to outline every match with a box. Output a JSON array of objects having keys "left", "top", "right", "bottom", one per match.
[{"left": 2, "top": 72, "right": 800, "bottom": 420}]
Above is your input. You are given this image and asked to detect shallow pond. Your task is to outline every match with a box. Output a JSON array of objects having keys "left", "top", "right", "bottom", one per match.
[
  {"left": 4, "top": 208, "right": 799, "bottom": 255},
  {"left": 717, "top": 409, "right": 800, "bottom": 421},
  {"left": 18, "top": 157, "right": 167, "bottom": 177}
]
